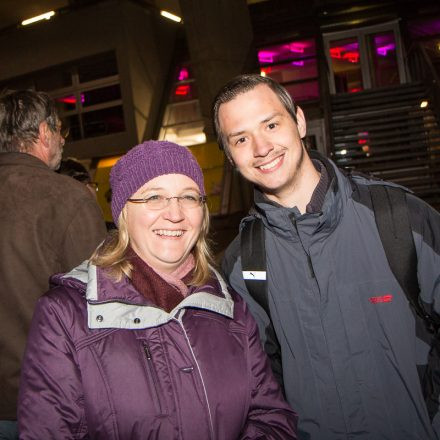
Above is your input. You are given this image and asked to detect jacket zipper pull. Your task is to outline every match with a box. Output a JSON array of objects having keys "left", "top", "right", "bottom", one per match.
[{"left": 143, "top": 342, "right": 152, "bottom": 360}]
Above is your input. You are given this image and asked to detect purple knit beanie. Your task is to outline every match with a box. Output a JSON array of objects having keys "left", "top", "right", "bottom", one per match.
[{"left": 110, "top": 140, "right": 205, "bottom": 225}]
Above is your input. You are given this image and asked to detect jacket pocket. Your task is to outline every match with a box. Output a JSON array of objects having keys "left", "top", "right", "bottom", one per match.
[{"left": 141, "top": 341, "right": 167, "bottom": 414}]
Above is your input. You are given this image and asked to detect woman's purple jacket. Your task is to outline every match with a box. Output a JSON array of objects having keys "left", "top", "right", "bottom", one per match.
[{"left": 18, "top": 262, "right": 297, "bottom": 439}]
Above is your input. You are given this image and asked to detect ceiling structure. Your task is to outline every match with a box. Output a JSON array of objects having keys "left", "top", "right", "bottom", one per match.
[
  {"left": 0, "top": 0, "right": 69, "bottom": 30},
  {"left": 0, "top": 0, "right": 182, "bottom": 32}
]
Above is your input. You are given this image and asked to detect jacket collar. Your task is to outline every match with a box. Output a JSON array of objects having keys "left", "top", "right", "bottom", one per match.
[
  {"left": 248, "top": 152, "right": 350, "bottom": 239},
  {"left": 61, "top": 261, "right": 234, "bottom": 330},
  {"left": 0, "top": 151, "right": 49, "bottom": 169}
]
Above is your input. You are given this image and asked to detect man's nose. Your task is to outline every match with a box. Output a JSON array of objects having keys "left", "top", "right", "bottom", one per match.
[{"left": 253, "top": 135, "right": 273, "bottom": 157}]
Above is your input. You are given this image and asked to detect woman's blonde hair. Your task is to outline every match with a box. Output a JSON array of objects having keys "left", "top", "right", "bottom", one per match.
[{"left": 90, "top": 203, "right": 214, "bottom": 286}]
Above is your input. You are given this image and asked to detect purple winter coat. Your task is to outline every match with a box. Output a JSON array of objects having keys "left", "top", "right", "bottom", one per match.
[{"left": 18, "top": 262, "right": 297, "bottom": 439}]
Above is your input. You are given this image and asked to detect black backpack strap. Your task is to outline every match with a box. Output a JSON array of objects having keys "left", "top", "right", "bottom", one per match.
[
  {"left": 240, "top": 218, "right": 269, "bottom": 315},
  {"left": 240, "top": 217, "right": 284, "bottom": 387},
  {"left": 369, "top": 185, "right": 439, "bottom": 332}
]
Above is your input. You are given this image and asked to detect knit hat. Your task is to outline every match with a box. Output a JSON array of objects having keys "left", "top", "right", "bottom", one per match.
[{"left": 110, "top": 140, "right": 205, "bottom": 225}]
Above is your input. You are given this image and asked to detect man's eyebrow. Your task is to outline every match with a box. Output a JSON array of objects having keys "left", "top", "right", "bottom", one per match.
[
  {"left": 227, "top": 113, "right": 283, "bottom": 140},
  {"left": 261, "top": 112, "right": 282, "bottom": 124},
  {"left": 227, "top": 130, "right": 245, "bottom": 140}
]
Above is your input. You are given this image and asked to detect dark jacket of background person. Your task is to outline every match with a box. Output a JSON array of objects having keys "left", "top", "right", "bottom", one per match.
[
  {"left": 222, "top": 154, "right": 440, "bottom": 439},
  {"left": 18, "top": 261, "right": 297, "bottom": 440},
  {"left": 0, "top": 152, "right": 107, "bottom": 420}
]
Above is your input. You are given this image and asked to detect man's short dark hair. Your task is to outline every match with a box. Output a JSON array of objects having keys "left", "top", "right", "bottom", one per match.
[
  {"left": 211, "top": 74, "right": 297, "bottom": 154},
  {"left": 57, "top": 158, "right": 91, "bottom": 184},
  {"left": 0, "top": 89, "right": 59, "bottom": 153}
]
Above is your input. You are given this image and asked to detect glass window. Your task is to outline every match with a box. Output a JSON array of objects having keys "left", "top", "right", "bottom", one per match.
[
  {"left": 0, "top": 51, "right": 124, "bottom": 143},
  {"left": 170, "top": 82, "right": 198, "bottom": 103},
  {"left": 162, "top": 101, "right": 201, "bottom": 126},
  {"left": 329, "top": 38, "right": 363, "bottom": 93},
  {"left": 159, "top": 61, "right": 205, "bottom": 147},
  {"left": 82, "top": 84, "right": 121, "bottom": 107},
  {"left": 369, "top": 32, "right": 399, "bottom": 88},
  {"left": 34, "top": 67, "right": 72, "bottom": 91},
  {"left": 258, "top": 39, "right": 319, "bottom": 101},
  {"left": 56, "top": 95, "right": 79, "bottom": 112},
  {"left": 408, "top": 18, "right": 440, "bottom": 38},
  {"left": 83, "top": 106, "right": 125, "bottom": 138},
  {"left": 174, "top": 64, "right": 194, "bottom": 81},
  {"left": 258, "top": 40, "right": 316, "bottom": 63},
  {"left": 284, "top": 81, "right": 320, "bottom": 102},
  {"left": 159, "top": 120, "right": 206, "bottom": 147},
  {"left": 62, "top": 115, "right": 81, "bottom": 141},
  {"left": 78, "top": 53, "right": 118, "bottom": 83},
  {"left": 261, "top": 58, "right": 318, "bottom": 83}
]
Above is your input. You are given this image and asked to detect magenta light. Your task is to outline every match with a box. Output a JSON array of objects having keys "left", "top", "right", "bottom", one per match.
[
  {"left": 291, "top": 61, "right": 304, "bottom": 67},
  {"left": 376, "top": 43, "right": 395, "bottom": 56},
  {"left": 289, "top": 43, "right": 306, "bottom": 53},
  {"left": 258, "top": 50, "right": 277, "bottom": 63},
  {"left": 178, "top": 67, "right": 189, "bottom": 81}
]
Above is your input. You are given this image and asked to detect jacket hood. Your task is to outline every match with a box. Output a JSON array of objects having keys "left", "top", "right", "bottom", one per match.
[{"left": 51, "top": 261, "right": 234, "bottom": 330}]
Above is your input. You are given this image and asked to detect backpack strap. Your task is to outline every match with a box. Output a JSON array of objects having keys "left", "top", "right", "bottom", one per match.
[
  {"left": 240, "top": 218, "right": 269, "bottom": 314},
  {"left": 240, "top": 217, "right": 284, "bottom": 386},
  {"left": 369, "top": 185, "right": 439, "bottom": 333}
]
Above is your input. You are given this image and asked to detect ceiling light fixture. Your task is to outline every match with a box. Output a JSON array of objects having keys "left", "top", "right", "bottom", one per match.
[
  {"left": 420, "top": 100, "right": 429, "bottom": 108},
  {"left": 160, "top": 10, "right": 182, "bottom": 23},
  {"left": 22, "top": 11, "right": 55, "bottom": 26}
]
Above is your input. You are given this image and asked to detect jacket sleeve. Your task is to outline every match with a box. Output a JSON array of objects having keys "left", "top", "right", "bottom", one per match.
[
  {"left": 238, "top": 296, "right": 297, "bottom": 439},
  {"left": 18, "top": 290, "right": 87, "bottom": 440},
  {"left": 222, "top": 236, "right": 284, "bottom": 385},
  {"left": 60, "top": 191, "right": 107, "bottom": 272}
]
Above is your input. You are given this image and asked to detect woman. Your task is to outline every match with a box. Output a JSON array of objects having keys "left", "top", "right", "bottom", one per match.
[{"left": 18, "top": 140, "right": 297, "bottom": 439}]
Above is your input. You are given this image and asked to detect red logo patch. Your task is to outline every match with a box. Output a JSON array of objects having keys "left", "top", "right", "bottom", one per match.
[{"left": 369, "top": 294, "right": 393, "bottom": 304}]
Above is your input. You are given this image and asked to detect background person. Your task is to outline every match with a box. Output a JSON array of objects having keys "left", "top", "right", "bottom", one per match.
[
  {"left": 0, "top": 90, "right": 107, "bottom": 440},
  {"left": 214, "top": 74, "right": 440, "bottom": 439},
  {"left": 57, "top": 157, "right": 99, "bottom": 198},
  {"left": 18, "top": 140, "right": 297, "bottom": 439}
]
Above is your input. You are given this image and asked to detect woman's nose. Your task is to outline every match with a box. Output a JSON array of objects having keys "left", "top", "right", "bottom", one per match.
[{"left": 162, "top": 197, "right": 184, "bottom": 222}]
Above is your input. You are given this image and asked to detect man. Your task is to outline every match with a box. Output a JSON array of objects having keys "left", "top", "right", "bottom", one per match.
[
  {"left": 214, "top": 74, "right": 440, "bottom": 439},
  {"left": 0, "top": 90, "right": 107, "bottom": 439},
  {"left": 58, "top": 157, "right": 99, "bottom": 197}
]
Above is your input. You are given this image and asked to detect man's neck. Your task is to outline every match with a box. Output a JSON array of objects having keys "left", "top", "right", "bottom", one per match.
[
  {"left": 26, "top": 144, "right": 50, "bottom": 168},
  {"left": 265, "top": 155, "right": 321, "bottom": 213}
]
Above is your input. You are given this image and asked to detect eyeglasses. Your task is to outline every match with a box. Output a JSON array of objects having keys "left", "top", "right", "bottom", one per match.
[
  {"left": 53, "top": 121, "right": 69, "bottom": 139},
  {"left": 127, "top": 195, "right": 206, "bottom": 210},
  {"left": 60, "top": 126, "right": 70, "bottom": 139},
  {"left": 87, "top": 182, "right": 99, "bottom": 192}
]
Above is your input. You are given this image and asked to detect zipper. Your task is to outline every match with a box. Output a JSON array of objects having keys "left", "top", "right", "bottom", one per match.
[
  {"left": 307, "top": 254, "right": 316, "bottom": 278},
  {"left": 175, "top": 313, "right": 215, "bottom": 440},
  {"left": 291, "top": 215, "right": 316, "bottom": 279},
  {"left": 142, "top": 341, "right": 164, "bottom": 413}
]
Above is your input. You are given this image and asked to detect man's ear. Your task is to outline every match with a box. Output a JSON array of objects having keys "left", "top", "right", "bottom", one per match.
[
  {"left": 38, "top": 121, "right": 51, "bottom": 148},
  {"left": 295, "top": 106, "right": 307, "bottom": 138}
]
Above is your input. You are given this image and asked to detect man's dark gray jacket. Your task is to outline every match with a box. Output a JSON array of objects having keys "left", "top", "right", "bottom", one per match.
[{"left": 222, "top": 154, "right": 440, "bottom": 439}]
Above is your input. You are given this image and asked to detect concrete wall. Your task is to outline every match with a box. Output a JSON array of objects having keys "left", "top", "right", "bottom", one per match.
[{"left": 0, "top": 0, "right": 178, "bottom": 159}]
